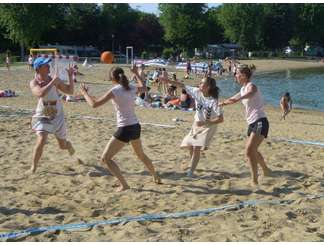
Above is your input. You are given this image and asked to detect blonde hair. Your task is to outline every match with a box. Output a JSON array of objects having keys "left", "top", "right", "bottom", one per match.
[{"left": 237, "top": 64, "right": 256, "bottom": 79}]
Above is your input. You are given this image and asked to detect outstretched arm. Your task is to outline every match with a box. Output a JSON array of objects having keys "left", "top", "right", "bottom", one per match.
[
  {"left": 130, "top": 65, "right": 148, "bottom": 94},
  {"left": 80, "top": 83, "right": 114, "bottom": 108},
  {"left": 220, "top": 83, "right": 257, "bottom": 106},
  {"left": 219, "top": 92, "right": 241, "bottom": 106}
]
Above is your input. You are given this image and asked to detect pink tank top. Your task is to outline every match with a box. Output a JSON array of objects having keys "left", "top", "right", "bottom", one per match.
[{"left": 240, "top": 82, "right": 266, "bottom": 124}]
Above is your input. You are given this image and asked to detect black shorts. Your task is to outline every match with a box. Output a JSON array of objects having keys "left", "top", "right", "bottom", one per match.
[
  {"left": 247, "top": 117, "right": 269, "bottom": 138},
  {"left": 113, "top": 123, "right": 141, "bottom": 143}
]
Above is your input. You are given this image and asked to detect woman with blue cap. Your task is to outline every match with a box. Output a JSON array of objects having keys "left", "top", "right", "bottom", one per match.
[{"left": 29, "top": 56, "right": 75, "bottom": 173}]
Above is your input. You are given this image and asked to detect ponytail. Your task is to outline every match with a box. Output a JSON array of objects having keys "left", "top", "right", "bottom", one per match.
[
  {"left": 119, "top": 73, "right": 130, "bottom": 90},
  {"left": 109, "top": 66, "right": 130, "bottom": 90}
]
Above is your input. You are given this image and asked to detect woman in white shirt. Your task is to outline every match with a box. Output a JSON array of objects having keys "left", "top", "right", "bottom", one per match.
[
  {"left": 219, "top": 64, "right": 271, "bottom": 187},
  {"left": 159, "top": 76, "right": 224, "bottom": 177},
  {"left": 80, "top": 66, "right": 161, "bottom": 192}
]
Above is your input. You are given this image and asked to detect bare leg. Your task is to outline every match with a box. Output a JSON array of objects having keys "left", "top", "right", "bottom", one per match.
[
  {"left": 130, "top": 138, "right": 161, "bottom": 184},
  {"left": 189, "top": 146, "right": 193, "bottom": 159},
  {"left": 56, "top": 137, "right": 75, "bottom": 155},
  {"left": 30, "top": 132, "right": 48, "bottom": 173},
  {"left": 245, "top": 133, "right": 267, "bottom": 185},
  {"left": 188, "top": 146, "right": 201, "bottom": 177},
  {"left": 256, "top": 151, "right": 271, "bottom": 176},
  {"left": 101, "top": 137, "right": 129, "bottom": 192}
]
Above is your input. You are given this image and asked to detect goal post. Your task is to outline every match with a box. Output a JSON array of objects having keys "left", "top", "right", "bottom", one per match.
[
  {"left": 30, "top": 48, "right": 58, "bottom": 56},
  {"left": 126, "top": 46, "right": 133, "bottom": 64}
]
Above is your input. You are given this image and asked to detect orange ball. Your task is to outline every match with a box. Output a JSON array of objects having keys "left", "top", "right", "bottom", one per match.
[{"left": 100, "top": 51, "right": 114, "bottom": 64}]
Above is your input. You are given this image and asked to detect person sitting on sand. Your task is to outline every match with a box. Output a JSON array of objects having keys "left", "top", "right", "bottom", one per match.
[
  {"left": 180, "top": 88, "right": 192, "bottom": 110},
  {"left": 280, "top": 92, "right": 292, "bottom": 120},
  {"left": 159, "top": 75, "right": 224, "bottom": 177},
  {"left": 30, "top": 57, "right": 75, "bottom": 173},
  {"left": 219, "top": 64, "right": 272, "bottom": 188},
  {"left": 80, "top": 65, "right": 161, "bottom": 192},
  {"left": 163, "top": 86, "right": 177, "bottom": 105}
]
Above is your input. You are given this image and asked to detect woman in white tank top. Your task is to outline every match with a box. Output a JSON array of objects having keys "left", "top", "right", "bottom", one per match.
[
  {"left": 29, "top": 57, "right": 75, "bottom": 173},
  {"left": 219, "top": 64, "right": 271, "bottom": 188},
  {"left": 80, "top": 65, "right": 161, "bottom": 192}
]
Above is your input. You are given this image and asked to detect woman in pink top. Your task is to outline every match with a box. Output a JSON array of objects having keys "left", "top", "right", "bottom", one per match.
[
  {"left": 80, "top": 66, "right": 161, "bottom": 192},
  {"left": 219, "top": 64, "right": 271, "bottom": 188}
]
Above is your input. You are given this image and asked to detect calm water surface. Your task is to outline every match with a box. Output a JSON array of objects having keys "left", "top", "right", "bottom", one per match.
[{"left": 217, "top": 67, "right": 324, "bottom": 111}]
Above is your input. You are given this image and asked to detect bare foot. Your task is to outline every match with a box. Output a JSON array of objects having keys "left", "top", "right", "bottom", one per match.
[
  {"left": 67, "top": 141, "right": 75, "bottom": 156},
  {"left": 116, "top": 185, "right": 130, "bottom": 192},
  {"left": 251, "top": 183, "right": 262, "bottom": 192},
  {"left": 26, "top": 166, "right": 36, "bottom": 175},
  {"left": 251, "top": 179, "right": 259, "bottom": 186},
  {"left": 153, "top": 174, "right": 162, "bottom": 184}
]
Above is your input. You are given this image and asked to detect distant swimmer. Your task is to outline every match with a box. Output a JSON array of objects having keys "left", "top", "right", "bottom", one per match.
[{"left": 280, "top": 92, "right": 292, "bottom": 120}]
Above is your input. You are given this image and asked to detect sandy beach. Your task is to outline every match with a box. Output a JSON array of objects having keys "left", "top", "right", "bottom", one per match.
[{"left": 0, "top": 59, "right": 323, "bottom": 241}]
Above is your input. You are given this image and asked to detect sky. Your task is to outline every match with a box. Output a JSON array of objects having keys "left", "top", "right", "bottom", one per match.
[{"left": 129, "top": 3, "right": 220, "bottom": 16}]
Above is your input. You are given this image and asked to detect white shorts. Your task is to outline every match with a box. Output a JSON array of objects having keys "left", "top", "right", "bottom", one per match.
[{"left": 31, "top": 113, "right": 66, "bottom": 139}]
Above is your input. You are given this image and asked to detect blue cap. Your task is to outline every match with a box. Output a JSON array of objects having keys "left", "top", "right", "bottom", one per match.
[{"left": 33, "top": 57, "right": 52, "bottom": 69}]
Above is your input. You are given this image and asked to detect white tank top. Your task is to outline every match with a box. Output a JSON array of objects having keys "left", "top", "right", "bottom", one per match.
[
  {"left": 240, "top": 82, "right": 266, "bottom": 124},
  {"left": 34, "top": 80, "right": 63, "bottom": 118}
]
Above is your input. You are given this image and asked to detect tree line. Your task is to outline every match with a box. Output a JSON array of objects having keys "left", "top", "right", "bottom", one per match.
[{"left": 0, "top": 3, "right": 323, "bottom": 58}]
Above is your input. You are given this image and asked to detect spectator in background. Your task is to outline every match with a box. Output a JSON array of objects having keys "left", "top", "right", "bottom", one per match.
[{"left": 280, "top": 92, "right": 293, "bottom": 120}]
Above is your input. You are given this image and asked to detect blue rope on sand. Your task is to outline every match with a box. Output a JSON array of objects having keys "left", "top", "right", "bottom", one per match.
[
  {"left": 274, "top": 137, "right": 324, "bottom": 147},
  {"left": 1, "top": 193, "right": 323, "bottom": 240}
]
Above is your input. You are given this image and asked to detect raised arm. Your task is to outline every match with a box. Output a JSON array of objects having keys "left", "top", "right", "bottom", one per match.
[
  {"left": 130, "top": 65, "right": 145, "bottom": 87},
  {"left": 130, "top": 65, "right": 148, "bottom": 94},
  {"left": 158, "top": 76, "right": 185, "bottom": 88},
  {"left": 80, "top": 83, "right": 114, "bottom": 108},
  {"left": 56, "top": 65, "right": 74, "bottom": 95}
]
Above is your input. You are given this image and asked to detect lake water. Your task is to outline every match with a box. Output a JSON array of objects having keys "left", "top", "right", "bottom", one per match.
[{"left": 217, "top": 67, "right": 324, "bottom": 111}]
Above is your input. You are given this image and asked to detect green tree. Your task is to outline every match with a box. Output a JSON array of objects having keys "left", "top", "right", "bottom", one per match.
[
  {"left": 60, "top": 4, "right": 101, "bottom": 46},
  {"left": 130, "top": 12, "right": 165, "bottom": 55},
  {"left": 101, "top": 3, "right": 139, "bottom": 52},
  {"left": 0, "top": 4, "right": 63, "bottom": 47},
  {"left": 159, "top": 3, "right": 208, "bottom": 53},
  {"left": 262, "top": 4, "right": 297, "bottom": 51},
  {"left": 292, "top": 4, "right": 324, "bottom": 54},
  {"left": 218, "top": 4, "right": 265, "bottom": 50},
  {"left": 205, "top": 6, "right": 225, "bottom": 44}
]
